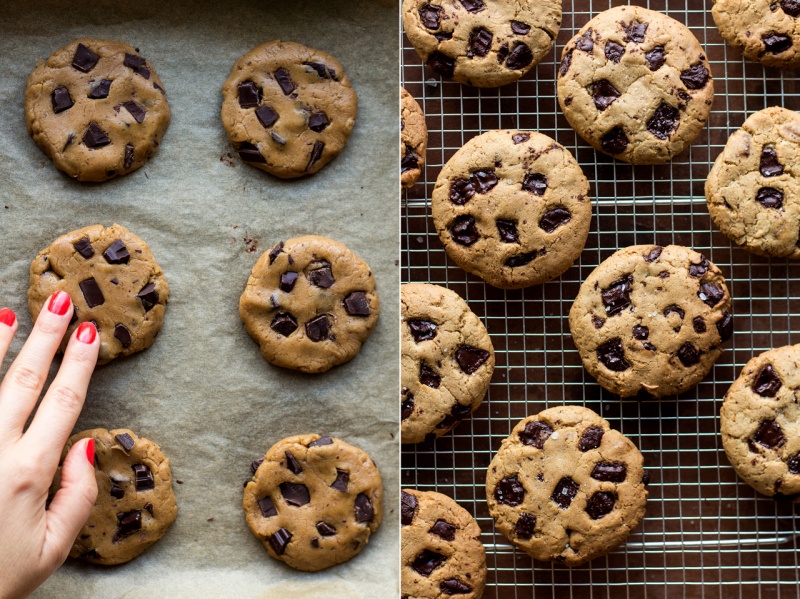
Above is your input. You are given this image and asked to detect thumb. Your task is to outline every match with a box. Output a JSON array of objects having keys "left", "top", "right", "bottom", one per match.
[{"left": 44, "top": 438, "right": 98, "bottom": 567}]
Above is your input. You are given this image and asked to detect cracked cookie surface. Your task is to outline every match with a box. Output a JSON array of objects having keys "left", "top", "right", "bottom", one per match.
[
  {"left": 243, "top": 434, "right": 383, "bottom": 571},
  {"left": 401, "top": 283, "right": 495, "bottom": 444},
  {"left": 431, "top": 130, "right": 592, "bottom": 289},
  {"left": 402, "top": 0, "right": 561, "bottom": 88},
  {"left": 25, "top": 38, "right": 170, "bottom": 182},
  {"left": 569, "top": 245, "right": 733, "bottom": 398},
  {"left": 221, "top": 41, "right": 357, "bottom": 178},
  {"left": 401, "top": 87, "right": 428, "bottom": 189},
  {"left": 557, "top": 6, "right": 713, "bottom": 164},
  {"left": 706, "top": 107, "right": 800, "bottom": 259},
  {"left": 401, "top": 488, "right": 486, "bottom": 598},
  {"left": 486, "top": 406, "right": 648, "bottom": 566},
  {"left": 713, "top": 0, "right": 800, "bottom": 67}
]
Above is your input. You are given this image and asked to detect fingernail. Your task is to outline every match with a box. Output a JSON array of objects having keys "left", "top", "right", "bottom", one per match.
[
  {"left": 76, "top": 321, "right": 97, "bottom": 344},
  {"left": 0, "top": 308, "right": 15, "bottom": 327},
  {"left": 85, "top": 438, "right": 95, "bottom": 465},
  {"left": 47, "top": 291, "right": 71, "bottom": 316}
]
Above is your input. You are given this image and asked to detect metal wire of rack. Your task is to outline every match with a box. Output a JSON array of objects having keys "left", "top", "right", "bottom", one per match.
[{"left": 401, "top": 1, "right": 800, "bottom": 597}]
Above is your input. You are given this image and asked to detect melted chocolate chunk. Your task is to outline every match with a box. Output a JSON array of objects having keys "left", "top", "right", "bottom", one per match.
[
  {"left": 593, "top": 315, "right": 606, "bottom": 329},
  {"left": 496, "top": 219, "right": 520, "bottom": 243},
  {"left": 274, "top": 68, "right": 296, "bottom": 95},
  {"left": 307, "top": 263, "right": 334, "bottom": 288},
  {"left": 559, "top": 50, "right": 573, "bottom": 76},
  {"left": 238, "top": 142, "right": 266, "bottom": 163},
  {"left": 256, "top": 105, "right": 279, "bottom": 128},
  {"left": 753, "top": 364, "right": 782, "bottom": 397},
  {"left": 597, "top": 338, "right": 630, "bottom": 371},
  {"left": 460, "top": 0, "right": 485, "bottom": 11},
  {"left": 419, "top": 362, "right": 441, "bottom": 389},
  {"left": 522, "top": 172, "right": 548, "bottom": 195},
  {"left": 624, "top": 22, "right": 648, "bottom": 43},
  {"left": 511, "top": 21, "right": 531, "bottom": 35},
  {"left": 440, "top": 579, "right": 472, "bottom": 595},
  {"left": 472, "top": 169, "right": 498, "bottom": 194},
  {"left": 344, "top": 291, "right": 371, "bottom": 316},
  {"left": 419, "top": 3, "right": 442, "bottom": 29},
  {"left": 450, "top": 215, "right": 479, "bottom": 246},
  {"left": 468, "top": 27, "right": 493, "bottom": 57},
  {"left": 73, "top": 237, "right": 94, "bottom": 259},
  {"left": 122, "top": 100, "right": 147, "bottom": 123},
  {"left": 124, "top": 144, "right": 135, "bottom": 169},
  {"left": 270, "top": 312, "right": 298, "bottom": 337},
  {"left": 689, "top": 255, "right": 709, "bottom": 278},
  {"left": 103, "top": 240, "right": 130, "bottom": 264},
  {"left": 303, "top": 61, "right": 336, "bottom": 80},
  {"left": 408, "top": 319, "right": 437, "bottom": 342},
  {"left": 782, "top": 0, "right": 800, "bottom": 16},
  {"left": 83, "top": 122, "right": 110, "bottom": 148},
  {"left": 605, "top": 41, "right": 625, "bottom": 62},
  {"left": 551, "top": 477, "right": 579, "bottom": 508},
  {"left": 268, "top": 241, "right": 284, "bottom": 264},
  {"left": 495, "top": 475, "right": 525, "bottom": 506},
  {"left": 79, "top": 278, "right": 105, "bottom": 308},
  {"left": 592, "top": 79, "right": 621, "bottom": 111},
  {"left": 354, "top": 493, "right": 374, "bottom": 522},
  {"left": 586, "top": 492, "right": 616, "bottom": 519},
  {"left": 401, "top": 491, "right": 418, "bottom": 525},
  {"left": 680, "top": 63, "right": 710, "bottom": 90},
  {"left": 316, "top": 521, "right": 336, "bottom": 536},
  {"left": 133, "top": 463, "right": 154, "bottom": 491},
  {"left": 450, "top": 178, "right": 476, "bottom": 205},
  {"left": 514, "top": 513, "right": 537, "bottom": 539},
  {"left": 716, "top": 312, "right": 734, "bottom": 340},
  {"left": 693, "top": 316, "right": 707, "bottom": 333},
  {"left": 644, "top": 246, "right": 663, "bottom": 262},
  {"left": 251, "top": 458, "right": 264, "bottom": 474},
  {"left": 430, "top": 519, "right": 457, "bottom": 541},
  {"left": 664, "top": 304, "right": 685, "bottom": 324},
  {"left": 285, "top": 451, "right": 302, "bottom": 475},
  {"left": 114, "top": 324, "right": 132, "bottom": 348},
  {"left": 436, "top": 402, "right": 472, "bottom": 430},
  {"left": 115, "top": 433, "right": 135, "bottom": 452},
  {"left": 72, "top": 43, "right": 100, "bottom": 72},
  {"left": 402, "top": 145, "right": 420, "bottom": 173},
  {"left": 52, "top": 86, "right": 73, "bottom": 113},
  {"left": 632, "top": 325, "right": 649, "bottom": 340},
  {"left": 113, "top": 510, "right": 142, "bottom": 542},
  {"left": 505, "top": 250, "right": 538, "bottom": 267},
  {"left": 698, "top": 283, "right": 725, "bottom": 307},
  {"left": 331, "top": 469, "right": 349, "bottom": 492},
  {"left": 280, "top": 482, "right": 310, "bottom": 506},
  {"left": 269, "top": 528, "right": 292, "bottom": 555},
  {"left": 238, "top": 81, "right": 261, "bottom": 108},
  {"left": 413, "top": 549, "right": 446, "bottom": 577},
  {"left": 580, "top": 427, "right": 604, "bottom": 451},
  {"left": 512, "top": 132, "right": 530, "bottom": 144},
  {"left": 455, "top": 345, "right": 490, "bottom": 373},
  {"left": 576, "top": 29, "right": 594, "bottom": 52},
  {"left": 305, "top": 141, "right": 325, "bottom": 171},
  {"left": 647, "top": 103, "right": 679, "bottom": 140},
  {"left": 763, "top": 33, "right": 793, "bottom": 54},
  {"left": 787, "top": 453, "right": 800, "bottom": 474},
  {"left": 305, "top": 314, "right": 331, "bottom": 342},
  {"left": 435, "top": 31, "right": 454, "bottom": 41},
  {"left": 591, "top": 462, "right": 627, "bottom": 482},
  {"left": 602, "top": 275, "right": 633, "bottom": 316},
  {"left": 401, "top": 392, "right": 414, "bottom": 421},
  {"left": 539, "top": 207, "right": 572, "bottom": 233},
  {"left": 110, "top": 484, "right": 125, "bottom": 499},
  {"left": 505, "top": 43, "right": 533, "bottom": 70},
  {"left": 428, "top": 52, "right": 455, "bottom": 78},
  {"left": 677, "top": 342, "right": 700, "bottom": 366},
  {"left": 519, "top": 420, "right": 553, "bottom": 449},
  {"left": 308, "top": 111, "right": 330, "bottom": 133},
  {"left": 646, "top": 46, "right": 666, "bottom": 70},
  {"left": 756, "top": 187, "right": 784, "bottom": 209},
  {"left": 754, "top": 420, "right": 786, "bottom": 448},
  {"left": 279, "top": 271, "right": 298, "bottom": 293},
  {"left": 601, "top": 127, "right": 629, "bottom": 154},
  {"left": 124, "top": 53, "right": 150, "bottom": 78},
  {"left": 308, "top": 436, "right": 333, "bottom": 447},
  {"left": 760, "top": 146, "right": 784, "bottom": 177}
]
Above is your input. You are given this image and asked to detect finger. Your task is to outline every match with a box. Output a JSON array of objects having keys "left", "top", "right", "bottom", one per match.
[
  {"left": 0, "top": 307, "right": 18, "bottom": 367},
  {"left": 44, "top": 437, "right": 97, "bottom": 569},
  {"left": 0, "top": 291, "right": 73, "bottom": 441},
  {"left": 24, "top": 322, "right": 99, "bottom": 470}
]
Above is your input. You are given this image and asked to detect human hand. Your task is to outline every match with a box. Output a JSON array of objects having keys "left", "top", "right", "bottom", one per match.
[{"left": 0, "top": 291, "right": 100, "bottom": 599}]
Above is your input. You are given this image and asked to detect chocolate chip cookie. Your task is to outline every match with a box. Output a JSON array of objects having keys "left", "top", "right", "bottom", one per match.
[
  {"left": 706, "top": 107, "right": 800, "bottom": 259},
  {"left": 402, "top": 0, "right": 561, "bottom": 88},
  {"left": 713, "top": 0, "right": 800, "bottom": 67},
  {"left": 431, "top": 130, "right": 592, "bottom": 289},
  {"left": 239, "top": 235, "right": 379, "bottom": 373},
  {"left": 25, "top": 38, "right": 170, "bottom": 182},
  {"left": 401, "top": 489, "right": 486, "bottom": 598},
  {"left": 569, "top": 245, "right": 733, "bottom": 398},
  {"left": 401, "top": 87, "right": 427, "bottom": 189},
  {"left": 28, "top": 224, "right": 169, "bottom": 365},
  {"left": 557, "top": 6, "right": 713, "bottom": 164},
  {"left": 721, "top": 344, "right": 800, "bottom": 498},
  {"left": 50, "top": 428, "right": 177, "bottom": 565},
  {"left": 243, "top": 434, "right": 383, "bottom": 571},
  {"left": 401, "top": 283, "right": 495, "bottom": 444},
  {"left": 221, "top": 41, "right": 357, "bottom": 178},
  {"left": 486, "top": 406, "right": 648, "bottom": 566}
]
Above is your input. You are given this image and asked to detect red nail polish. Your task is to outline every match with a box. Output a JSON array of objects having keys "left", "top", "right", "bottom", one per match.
[
  {"left": 85, "top": 438, "right": 95, "bottom": 465},
  {"left": 76, "top": 321, "right": 97, "bottom": 344},
  {"left": 47, "top": 291, "right": 71, "bottom": 316},
  {"left": 0, "top": 308, "right": 15, "bottom": 327}
]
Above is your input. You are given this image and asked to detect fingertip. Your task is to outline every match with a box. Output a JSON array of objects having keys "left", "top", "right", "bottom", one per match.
[
  {"left": 75, "top": 321, "right": 98, "bottom": 345},
  {"left": 0, "top": 308, "right": 17, "bottom": 329}
]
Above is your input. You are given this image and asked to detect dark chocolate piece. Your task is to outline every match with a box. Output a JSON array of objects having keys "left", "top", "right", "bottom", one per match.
[
  {"left": 285, "top": 451, "right": 303, "bottom": 475},
  {"left": 551, "top": 477, "right": 579, "bottom": 508},
  {"left": 344, "top": 291, "right": 371, "bottom": 316},
  {"left": 419, "top": 362, "right": 441, "bottom": 389},
  {"left": 307, "top": 263, "right": 334, "bottom": 288},
  {"left": 592, "top": 79, "right": 620, "bottom": 111},
  {"left": 279, "top": 271, "right": 298, "bottom": 293},
  {"left": 576, "top": 29, "right": 594, "bottom": 52},
  {"left": 512, "top": 132, "right": 530, "bottom": 144},
  {"left": 308, "top": 436, "right": 333, "bottom": 447},
  {"left": 418, "top": 3, "right": 442, "bottom": 29},
  {"left": 114, "top": 324, "right": 132, "bottom": 348},
  {"left": 280, "top": 482, "right": 310, "bottom": 506},
  {"left": 539, "top": 207, "right": 572, "bottom": 233},
  {"left": 331, "top": 469, "right": 349, "bottom": 492},
  {"left": 354, "top": 493, "right": 374, "bottom": 522},
  {"left": 72, "top": 43, "right": 100, "bottom": 72},
  {"left": 597, "top": 338, "right": 630, "bottom": 371},
  {"left": 760, "top": 146, "right": 784, "bottom": 177},
  {"left": 505, "top": 42, "right": 533, "bottom": 70},
  {"left": 633, "top": 325, "right": 649, "bottom": 340},
  {"left": 83, "top": 122, "right": 110, "bottom": 148},
  {"left": 494, "top": 475, "right": 525, "bottom": 506},
  {"left": 455, "top": 345, "right": 490, "bottom": 374},
  {"left": 601, "top": 127, "right": 629, "bottom": 154},
  {"left": 450, "top": 215, "right": 479, "bottom": 246},
  {"left": 52, "top": 86, "right": 74, "bottom": 113},
  {"left": 580, "top": 426, "right": 604, "bottom": 451},
  {"left": 449, "top": 178, "right": 476, "bottom": 205},
  {"left": 590, "top": 462, "right": 627, "bottom": 482},
  {"left": 605, "top": 41, "right": 625, "bottom": 62},
  {"left": 270, "top": 312, "right": 298, "bottom": 337},
  {"left": 647, "top": 103, "right": 679, "bottom": 140},
  {"left": 429, "top": 519, "right": 456, "bottom": 541},
  {"left": 274, "top": 68, "right": 296, "bottom": 95},
  {"left": 602, "top": 275, "right": 633, "bottom": 316},
  {"left": 693, "top": 316, "right": 706, "bottom": 333},
  {"left": 238, "top": 81, "right": 262, "bottom": 108},
  {"left": 698, "top": 283, "right": 725, "bottom": 307},
  {"left": 646, "top": 46, "right": 666, "bottom": 70},
  {"left": 496, "top": 219, "right": 520, "bottom": 243},
  {"left": 763, "top": 33, "right": 793, "bottom": 54},
  {"left": 644, "top": 246, "right": 663, "bottom": 262},
  {"left": 522, "top": 172, "right": 548, "bottom": 195},
  {"left": 133, "top": 463, "right": 154, "bottom": 491},
  {"left": 408, "top": 319, "right": 437, "bottom": 342},
  {"left": 123, "top": 101, "right": 146, "bottom": 123},
  {"left": 753, "top": 420, "right": 786, "bottom": 448},
  {"left": 717, "top": 312, "right": 734, "bottom": 341},
  {"left": 468, "top": 27, "right": 493, "bottom": 57},
  {"left": 412, "top": 549, "right": 446, "bottom": 576},
  {"left": 585, "top": 491, "right": 616, "bottom": 519},
  {"left": 258, "top": 496, "right": 277, "bottom": 518},
  {"left": 115, "top": 433, "right": 135, "bottom": 452},
  {"left": 88, "top": 79, "right": 112, "bottom": 100},
  {"left": 124, "top": 144, "right": 135, "bottom": 169},
  {"left": 238, "top": 142, "right": 266, "bottom": 163},
  {"left": 73, "top": 237, "right": 94, "bottom": 259},
  {"left": 514, "top": 513, "right": 537, "bottom": 539},
  {"left": 756, "top": 187, "right": 784, "bottom": 209},
  {"left": 268, "top": 528, "right": 292, "bottom": 555},
  {"left": 110, "top": 484, "right": 125, "bottom": 499},
  {"left": 305, "top": 314, "right": 331, "bottom": 342},
  {"left": 428, "top": 52, "right": 455, "bottom": 78},
  {"left": 269, "top": 241, "right": 284, "bottom": 264},
  {"left": 624, "top": 21, "right": 648, "bottom": 43},
  {"left": 305, "top": 141, "right": 325, "bottom": 171},
  {"left": 136, "top": 283, "right": 159, "bottom": 312},
  {"left": 103, "top": 240, "right": 130, "bottom": 264},
  {"left": 113, "top": 510, "right": 142, "bottom": 542},
  {"left": 680, "top": 64, "right": 710, "bottom": 89},
  {"left": 511, "top": 21, "right": 531, "bottom": 35},
  {"left": 753, "top": 364, "right": 782, "bottom": 397},
  {"left": 316, "top": 522, "right": 337, "bottom": 536},
  {"left": 256, "top": 105, "right": 279, "bottom": 129},
  {"left": 459, "top": 0, "right": 485, "bottom": 12},
  {"left": 505, "top": 250, "right": 538, "bottom": 267},
  {"left": 79, "top": 278, "right": 105, "bottom": 308},
  {"left": 471, "top": 169, "right": 498, "bottom": 194},
  {"left": 677, "top": 342, "right": 700, "bottom": 366},
  {"left": 519, "top": 420, "right": 553, "bottom": 449},
  {"left": 308, "top": 112, "right": 330, "bottom": 132},
  {"left": 124, "top": 53, "right": 150, "bottom": 79},
  {"left": 401, "top": 491, "right": 418, "bottom": 525}
]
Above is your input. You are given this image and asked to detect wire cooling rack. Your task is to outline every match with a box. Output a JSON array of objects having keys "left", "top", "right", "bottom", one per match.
[{"left": 401, "top": 1, "right": 800, "bottom": 597}]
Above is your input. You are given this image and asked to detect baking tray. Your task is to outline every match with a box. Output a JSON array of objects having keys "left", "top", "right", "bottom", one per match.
[
  {"left": 0, "top": 1, "right": 399, "bottom": 597},
  {"left": 401, "top": 1, "right": 800, "bottom": 596}
]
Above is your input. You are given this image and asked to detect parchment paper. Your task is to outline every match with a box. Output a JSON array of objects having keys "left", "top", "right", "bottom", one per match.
[{"left": 0, "top": 1, "right": 399, "bottom": 597}]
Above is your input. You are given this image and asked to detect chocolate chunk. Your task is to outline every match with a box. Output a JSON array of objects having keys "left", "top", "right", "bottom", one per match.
[
  {"left": 269, "top": 241, "right": 284, "bottom": 264},
  {"left": 643, "top": 342, "right": 657, "bottom": 351},
  {"left": 124, "top": 143, "right": 135, "bottom": 169},
  {"left": 471, "top": 169, "right": 498, "bottom": 194},
  {"left": 285, "top": 451, "right": 302, "bottom": 475},
  {"left": 664, "top": 305, "right": 685, "bottom": 325},
  {"left": 680, "top": 63, "right": 710, "bottom": 90},
  {"left": 413, "top": 549, "right": 446, "bottom": 577},
  {"left": 624, "top": 22, "right": 648, "bottom": 43},
  {"left": 689, "top": 255, "right": 709, "bottom": 277},
  {"left": 354, "top": 493, "right": 374, "bottom": 522},
  {"left": 79, "top": 278, "right": 105, "bottom": 308},
  {"left": 593, "top": 316, "right": 606, "bottom": 329},
  {"left": 435, "top": 31, "right": 454, "bottom": 41},
  {"left": 559, "top": 50, "right": 573, "bottom": 76},
  {"left": 124, "top": 53, "right": 150, "bottom": 78},
  {"left": 644, "top": 246, "right": 663, "bottom": 262},
  {"left": 677, "top": 342, "right": 700, "bottom": 367},
  {"left": 280, "top": 482, "right": 310, "bottom": 506},
  {"left": 511, "top": 21, "right": 531, "bottom": 35},
  {"left": 331, "top": 469, "right": 349, "bottom": 492},
  {"left": 644, "top": 45, "right": 666, "bottom": 71},
  {"left": 402, "top": 145, "right": 420, "bottom": 172},
  {"left": 551, "top": 477, "right": 579, "bottom": 508},
  {"left": 271, "top": 312, "right": 298, "bottom": 337},
  {"left": 753, "top": 364, "right": 782, "bottom": 397},
  {"left": 343, "top": 291, "right": 370, "bottom": 317},
  {"left": 308, "top": 436, "right": 333, "bottom": 447},
  {"left": 782, "top": 0, "right": 800, "bottom": 16},
  {"left": 303, "top": 61, "right": 336, "bottom": 79},
  {"left": 693, "top": 316, "right": 706, "bottom": 333},
  {"left": 756, "top": 187, "right": 784, "bottom": 209},
  {"left": 278, "top": 271, "right": 298, "bottom": 293},
  {"left": 268, "top": 528, "right": 292, "bottom": 555},
  {"left": 238, "top": 142, "right": 266, "bottom": 163},
  {"left": 647, "top": 103, "right": 679, "bottom": 140},
  {"left": 441, "top": 579, "right": 472, "bottom": 595},
  {"left": 110, "top": 484, "right": 125, "bottom": 499},
  {"left": 632, "top": 325, "right": 649, "bottom": 340},
  {"left": 522, "top": 172, "right": 548, "bottom": 195},
  {"left": 576, "top": 29, "right": 594, "bottom": 52},
  {"left": 103, "top": 240, "right": 130, "bottom": 264},
  {"left": 418, "top": 4, "right": 442, "bottom": 29},
  {"left": 114, "top": 324, "right": 132, "bottom": 348},
  {"left": 429, "top": 519, "right": 457, "bottom": 541},
  {"left": 450, "top": 178, "right": 476, "bottom": 205},
  {"left": 754, "top": 420, "right": 786, "bottom": 448},
  {"left": 401, "top": 491, "right": 418, "bottom": 525},
  {"left": 512, "top": 132, "right": 530, "bottom": 144},
  {"left": 52, "top": 86, "right": 73, "bottom": 114},
  {"left": 760, "top": 146, "right": 784, "bottom": 177},
  {"left": 602, "top": 275, "right": 633, "bottom": 316},
  {"left": 585, "top": 492, "right": 616, "bottom": 519},
  {"left": 580, "top": 426, "right": 604, "bottom": 451},
  {"left": 468, "top": 27, "right": 493, "bottom": 57},
  {"left": 113, "top": 510, "right": 142, "bottom": 542},
  {"left": 788, "top": 453, "right": 800, "bottom": 474},
  {"left": 258, "top": 496, "right": 277, "bottom": 518},
  {"left": 87, "top": 79, "right": 111, "bottom": 100},
  {"left": 251, "top": 458, "right": 264, "bottom": 474},
  {"left": 115, "top": 433, "right": 135, "bottom": 452},
  {"left": 601, "top": 127, "right": 628, "bottom": 154},
  {"left": 274, "top": 68, "right": 296, "bottom": 95},
  {"left": 73, "top": 237, "right": 94, "bottom": 259},
  {"left": 450, "top": 215, "right": 479, "bottom": 246},
  {"left": 73, "top": 43, "right": 100, "bottom": 72},
  {"left": 436, "top": 402, "right": 472, "bottom": 430},
  {"left": 459, "top": 0, "right": 485, "bottom": 11},
  {"left": 514, "top": 513, "right": 537, "bottom": 540},
  {"left": 307, "top": 264, "right": 334, "bottom": 288},
  {"left": 308, "top": 112, "right": 330, "bottom": 132},
  {"left": 83, "top": 122, "right": 110, "bottom": 148},
  {"left": 316, "top": 522, "right": 336, "bottom": 536},
  {"left": 698, "top": 283, "right": 725, "bottom": 307},
  {"left": 505, "top": 250, "right": 538, "bottom": 267},
  {"left": 428, "top": 52, "right": 456, "bottom": 78},
  {"left": 456, "top": 345, "right": 490, "bottom": 374},
  {"left": 494, "top": 475, "right": 525, "bottom": 506},
  {"left": 496, "top": 219, "right": 519, "bottom": 243},
  {"left": 597, "top": 338, "right": 630, "bottom": 371},
  {"left": 305, "top": 141, "right": 325, "bottom": 171},
  {"left": 519, "top": 420, "right": 553, "bottom": 449},
  {"left": 408, "top": 319, "right": 437, "bottom": 342},
  {"left": 716, "top": 312, "right": 734, "bottom": 341},
  {"left": 238, "top": 81, "right": 261, "bottom": 108},
  {"left": 605, "top": 41, "right": 625, "bottom": 62},
  {"left": 506, "top": 43, "right": 533, "bottom": 70},
  {"left": 763, "top": 33, "right": 793, "bottom": 54},
  {"left": 540, "top": 207, "right": 572, "bottom": 233},
  {"left": 133, "top": 464, "right": 154, "bottom": 491},
  {"left": 305, "top": 314, "right": 331, "bottom": 342},
  {"left": 419, "top": 362, "right": 441, "bottom": 389},
  {"left": 592, "top": 79, "right": 620, "bottom": 111},
  {"left": 591, "top": 462, "right": 627, "bottom": 482},
  {"left": 256, "top": 105, "right": 279, "bottom": 128}
]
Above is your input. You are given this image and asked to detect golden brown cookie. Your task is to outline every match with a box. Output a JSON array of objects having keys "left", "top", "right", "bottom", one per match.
[
  {"left": 401, "top": 87, "right": 427, "bottom": 189},
  {"left": 713, "top": 0, "right": 800, "bottom": 67}
]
